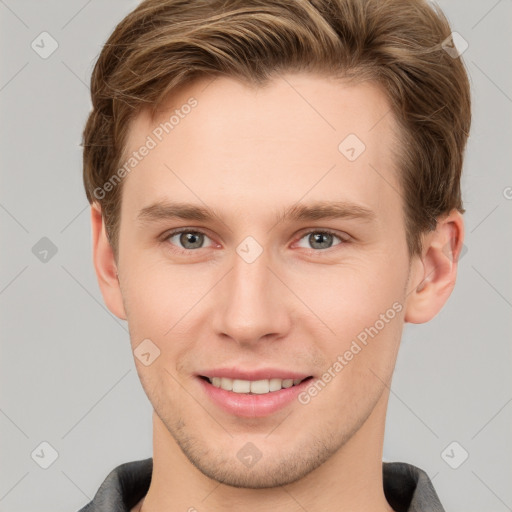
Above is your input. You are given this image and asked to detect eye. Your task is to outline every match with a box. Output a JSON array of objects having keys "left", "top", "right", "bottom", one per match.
[
  {"left": 162, "top": 228, "right": 349, "bottom": 254},
  {"left": 295, "top": 230, "right": 347, "bottom": 250},
  {"left": 163, "top": 229, "right": 215, "bottom": 251}
]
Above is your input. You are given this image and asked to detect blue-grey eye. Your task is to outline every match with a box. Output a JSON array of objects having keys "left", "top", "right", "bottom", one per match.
[
  {"left": 167, "top": 230, "right": 213, "bottom": 250},
  {"left": 296, "top": 231, "right": 343, "bottom": 250}
]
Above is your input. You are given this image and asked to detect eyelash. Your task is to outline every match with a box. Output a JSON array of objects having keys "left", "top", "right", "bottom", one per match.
[{"left": 161, "top": 228, "right": 350, "bottom": 255}]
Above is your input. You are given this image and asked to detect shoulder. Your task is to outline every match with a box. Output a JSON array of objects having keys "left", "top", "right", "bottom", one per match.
[
  {"left": 77, "top": 458, "right": 153, "bottom": 512},
  {"left": 383, "top": 461, "right": 445, "bottom": 512}
]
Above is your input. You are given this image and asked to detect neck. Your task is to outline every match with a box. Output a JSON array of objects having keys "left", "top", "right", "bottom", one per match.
[{"left": 138, "top": 391, "right": 394, "bottom": 512}]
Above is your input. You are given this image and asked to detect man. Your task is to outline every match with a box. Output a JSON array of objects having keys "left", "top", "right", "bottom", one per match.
[{"left": 79, "top": 0, "right": 471, "bottom": 510}]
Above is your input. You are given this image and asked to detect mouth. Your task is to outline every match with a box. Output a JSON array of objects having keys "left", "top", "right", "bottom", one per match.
[
  {"left": 198, "top": 375, "right": 314, "bottom": 394},
  {"left": 196, "top": 373, "right": 315, "bottom": 418}
]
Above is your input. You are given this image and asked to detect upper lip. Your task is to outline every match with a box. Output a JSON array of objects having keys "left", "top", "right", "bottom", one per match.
[{"left": 197, "top": 368, "right": 312, "bottom": 381}]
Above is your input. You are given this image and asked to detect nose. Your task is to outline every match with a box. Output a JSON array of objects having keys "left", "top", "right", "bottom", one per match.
[{"left": 212, "top": 247, "right": 292, "bottom": 347}]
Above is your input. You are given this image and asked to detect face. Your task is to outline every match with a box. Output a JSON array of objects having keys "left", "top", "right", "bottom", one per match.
[{"left": 113, "top": 73, "right": 413, "bottom": 487}]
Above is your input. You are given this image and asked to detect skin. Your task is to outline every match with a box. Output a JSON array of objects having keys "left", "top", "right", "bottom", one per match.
[{"left": 91, "top": 73, "right": 464, "bottom": 512}]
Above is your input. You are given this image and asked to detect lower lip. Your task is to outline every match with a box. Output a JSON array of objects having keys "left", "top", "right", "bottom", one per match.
[{"left": 197, "top": 377, "right": 313, "bottom": 418}]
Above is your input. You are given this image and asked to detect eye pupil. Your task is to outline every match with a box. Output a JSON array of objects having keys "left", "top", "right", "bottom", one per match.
[
  {"left": 309, "top": 232, "right": 333, "bottom": 250},
  {"left": 180, "top": 232, "right": 203, "bottom": 249}
]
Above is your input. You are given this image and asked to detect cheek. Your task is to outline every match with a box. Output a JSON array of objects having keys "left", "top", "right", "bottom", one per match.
[
  {"left": 120, "top": 258, "right": 215, "bottom": 379},
  {"left": 294, "top": 257, "right": 405, "bottom": 326},
  {"left": 292, "top": 256, "right": 407, "bottom": 385},
  {"left": 119, "top": 256, "right": 196, "bottom": 333}
]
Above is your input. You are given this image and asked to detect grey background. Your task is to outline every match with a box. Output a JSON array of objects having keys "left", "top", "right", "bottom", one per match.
[{"left": 1, "top": 1, "right": 511, "bottom": 511}]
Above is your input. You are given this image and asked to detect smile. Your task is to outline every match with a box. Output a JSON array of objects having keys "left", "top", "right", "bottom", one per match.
[{"left": 201, "top": 376, "right": 312, "bottom": 394}]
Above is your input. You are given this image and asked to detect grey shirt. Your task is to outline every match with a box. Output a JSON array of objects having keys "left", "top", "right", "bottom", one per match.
[{"left": 77, "top": 458, "right": 445, "bottom": 512}]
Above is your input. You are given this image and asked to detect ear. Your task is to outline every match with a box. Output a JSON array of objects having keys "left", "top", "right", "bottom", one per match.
[
  {"left": 404, "top": 209, "right": 465, "bottom": 324},
  {"left": 91, "top": 203, "right": 127, "bottom": 320}
]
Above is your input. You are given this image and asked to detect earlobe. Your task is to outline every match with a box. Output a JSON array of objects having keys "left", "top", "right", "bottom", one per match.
[
  {"left": 91, "top": 203, "right": 127, "bottom": 320},
  {"left": 403, "top": 210, "right": 465, "bottom": 324}
]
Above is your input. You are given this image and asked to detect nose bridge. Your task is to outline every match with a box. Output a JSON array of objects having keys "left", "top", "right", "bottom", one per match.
[{"left": 213, "top": 244, "right": 290, "bottom": 344}]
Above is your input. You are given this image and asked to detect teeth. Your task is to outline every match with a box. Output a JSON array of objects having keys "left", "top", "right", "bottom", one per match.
[
  {"left": 207, "top": 377, "right": 306, "bottom": 394},
  {"left": 232, "top": 379, "right": 251, "bottom": 393}
]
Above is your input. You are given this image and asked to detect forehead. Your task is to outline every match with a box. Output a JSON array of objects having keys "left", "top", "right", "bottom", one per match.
[{"left": 120, "top": 73, "right": 402, "bottom": 224}]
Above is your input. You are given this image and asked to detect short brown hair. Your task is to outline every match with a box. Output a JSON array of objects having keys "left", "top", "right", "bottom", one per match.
[{"left": 82, "top": 0, "right": 471, "bottom": 258}]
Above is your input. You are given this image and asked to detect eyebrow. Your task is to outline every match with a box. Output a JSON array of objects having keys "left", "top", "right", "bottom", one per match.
[{"left": 137, "top": 200, "right": 376, "bottom": 227}]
